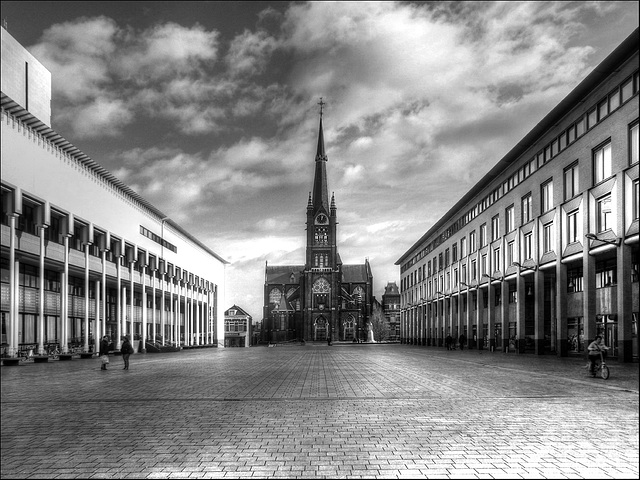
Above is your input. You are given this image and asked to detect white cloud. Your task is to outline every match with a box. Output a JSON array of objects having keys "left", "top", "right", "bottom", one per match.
[{"left": 226, "top": 29, "right": 278, "bottom": 77}]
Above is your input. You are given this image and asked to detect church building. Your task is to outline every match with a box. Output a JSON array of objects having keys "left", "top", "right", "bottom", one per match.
[{"left": 263, "top": 102, "right": 373, "bottom": 344}]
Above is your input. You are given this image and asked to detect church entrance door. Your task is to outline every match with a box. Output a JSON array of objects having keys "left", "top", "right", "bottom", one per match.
[{"left": 314, "top": 317, "right": 327, "bottom": 341}]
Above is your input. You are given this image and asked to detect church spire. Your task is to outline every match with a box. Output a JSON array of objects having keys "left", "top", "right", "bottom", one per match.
[{"left": 311, "top": 98, "right": 329, "bottom": 213}]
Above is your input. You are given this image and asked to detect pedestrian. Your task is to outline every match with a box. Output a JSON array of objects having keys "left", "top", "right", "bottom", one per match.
[
  {"left": 99, "top": 335, "right": 110, "bottom": 370},
  {"left": 587, "top": 335, "right": 609, "bottom": 375},
  {"left": 459, "top": 333, "right": 466, "bottom": 351},
  {"left": 445, "top": 334, "right": 453, "bottom": 350},
  {"left": 121, "top": 335, "right": 134, "bottom": 370}
]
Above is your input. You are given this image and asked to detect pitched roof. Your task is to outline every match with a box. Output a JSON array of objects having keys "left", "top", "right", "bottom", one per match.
[
  {"left": 265, "top": 265, "right": 304, "bottom": 284},
  {"left": 225, "top": 305, "right": 252, "bottom": 318},
  {"left": 342, "top": 264, "right": 370, "bottom": 283}
]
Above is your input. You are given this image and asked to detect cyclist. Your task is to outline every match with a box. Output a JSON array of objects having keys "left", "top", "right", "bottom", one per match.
[{"left": 587, "top": 335, "right": 609, "bottom": 375}]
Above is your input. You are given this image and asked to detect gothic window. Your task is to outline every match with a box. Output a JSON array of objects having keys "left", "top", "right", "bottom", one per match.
[
  {"left": 269, "top": 288, "right": 282, "bottom": 304},
  {"left": 315, "top": 227, "right": 328, "bottom": 245},
  {"left": 313, "top": 278, "right": 331, "bottom": 293}
]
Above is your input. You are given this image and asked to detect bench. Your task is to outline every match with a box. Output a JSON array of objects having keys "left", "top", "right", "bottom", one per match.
[
  {"left": 80, "top": 353, "right": 94, "bottom": 359},
  {"left": 58, "top": 354, "right": 73, "bottom": 361},
  {"left": 2, "top": 358, "right": 21, "bottom": 366},
  {"left": 33, "top": 356, "right": 49, "bottom": 363}
]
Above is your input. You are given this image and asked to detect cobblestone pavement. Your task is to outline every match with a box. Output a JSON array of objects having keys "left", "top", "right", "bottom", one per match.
[{"left": 1, "top": 344, "right": 638, "bottom": 479}]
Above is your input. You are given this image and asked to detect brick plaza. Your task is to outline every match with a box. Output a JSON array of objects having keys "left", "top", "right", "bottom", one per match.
[{"left": 1, "top": 344, "right": 638, "bottom": 479}]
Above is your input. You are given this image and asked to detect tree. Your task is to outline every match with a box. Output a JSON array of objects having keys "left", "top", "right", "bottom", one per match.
[{"left": 370, "top": 303, "right": 388, "bottom": 342}]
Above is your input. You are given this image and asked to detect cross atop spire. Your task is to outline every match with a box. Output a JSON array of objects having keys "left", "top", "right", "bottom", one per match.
[{"left": 318, "top": 97, "right": 325, "bottom": 117}]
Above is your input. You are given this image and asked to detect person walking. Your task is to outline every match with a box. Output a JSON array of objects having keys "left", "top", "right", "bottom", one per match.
[
  {"left": 99, "top": 335, "right": 110, "bottom": 370},
  {"left": 445, "top": 334, "right": 453, "bottom": 350},
  {"left": 459, "top": 333, "right": 466, "bottom": 351},
  {"left": 121, "top": 335, "right": 134, "bottom": 370}
]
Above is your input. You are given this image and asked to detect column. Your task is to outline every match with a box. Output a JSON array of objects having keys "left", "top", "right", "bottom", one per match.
[
  {"left": 487, "top": 283, "right": 495, "bottom": 352},
  {"left": 84, "top": 243, "right": 90, "bottom": 353},
  {"left": 116, "top": 253, "right": 122, "bottom": 348},
  {"left": 169, "top": 274, "right": 174, "bottom": 345},
  {"left": 62, "top": 235, "right": 70, "bottom": 354},
  {"left": 152, "top": 267, "right": 157, "bottom": 345},
  {"left": 120, "top": 285, "right": 127, "bottom": 350},
  {"left": 196, "top": 287, "right": 201, "bottom": 346},
  {"left": 516, "top": 272, "right": 526, "bottom": 354},
  {"left": 619, "top": 242, "right": 633, "bottom": 361},
  {"left": 141, "top": 259, "right": 147, "bottom": 353},
  {"left": 94, "top": 280, "right": 101, "bottom": 354},
  {"left": 101, "top": 248, "right": 107, "bottom": 341},
  {"left": 129, "top": 260, "right": 134, "bottom": 345},
  {"left": 38, "top": 225, "right": 46, "bottom": 355},
  {"left": 501, "top": 280, "right": 509, "bottom": 352},
  {"left": 8, "top": 213, "right": 18, "bottom": 357}
]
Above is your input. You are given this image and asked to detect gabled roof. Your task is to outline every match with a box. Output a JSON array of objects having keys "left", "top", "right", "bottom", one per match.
[{"left": 225, "top": 305, "right": 252, "bottom": 318}]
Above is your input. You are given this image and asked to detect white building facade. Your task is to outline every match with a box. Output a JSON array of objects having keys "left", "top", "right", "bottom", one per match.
[{"left": 1, "top": 26, "right": 227, "bottom": 359}]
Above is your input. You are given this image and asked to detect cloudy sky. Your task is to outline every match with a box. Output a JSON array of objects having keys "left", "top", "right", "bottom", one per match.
[{"left": 2, "top": 1, "right": 638, "bottom": 322}]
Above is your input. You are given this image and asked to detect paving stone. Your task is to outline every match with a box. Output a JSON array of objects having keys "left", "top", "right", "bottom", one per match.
[{"left": 2, "top": 345, "right": 638, "bottom": 479}]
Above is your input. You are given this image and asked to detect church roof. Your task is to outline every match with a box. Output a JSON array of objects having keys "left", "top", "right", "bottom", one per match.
[
  {"left": 265, "top": 265, "right": 303, "bottom": 284},
  {"left": 342, "top": 264, "right": 370, "bottom": 283}
]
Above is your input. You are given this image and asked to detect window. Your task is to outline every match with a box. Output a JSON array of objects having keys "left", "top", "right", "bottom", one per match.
[
  {"left": 493, "top": 247, "right": 501, "bottom": 272},
  {"left": 543, "top": 222, "right": 553, "bottom": 253},
  {"left": 523, "top": 232, "right": 533, "bottom": 260},
  {"left": 593, "top": 142, "right": 612, "bottom": 184},
  {"left": 634, "top": 179, "right": 640, "bottom": 222},
  {"left": 470, "top": 231, "right": 477, "bottom": 253},
  {"left": 269, "top": 288, "right": 282, "bottom": 304},
  {"left": 587, "top": 108, "right": 597, "bottom": 129},
  {"left": 521, "top": 194, "right": 532, "bottom": 224},
  {"left": 491, "top": 215, "right": 499, "bottom": 242},
  {"left": 564, "top": 162, "right": 579, "bottom": 201},
  {"left": 568, "top": 267, "right": 583, "bottom": 293},
  {"left": 460, "top": 237, "right": 467, "bottom": 258},
  {"left": 509, "top": 283, "right": 517, "bottom": 304},
  {"left": 541, "top": 180, "right": 554, "bottom": 213},
  {"left": 480, "top": 224, "right": 487, "bottom": 247},
  {"left": 507, "top": 241, "right": 514, "bottom": 267},
  {"left": 461, "top": 264, "right": 467, "bottom": 284},
  {"left": 631, "top": 122, "right": 639, "bottom": 165},
  {"left": 609, "top": 88, "right": 620, "bottom": 112},
  {"left": 621, "top": 77, "right": 633, "bottom": 103},
  {"left": 595, "top": 259, "right": 616, "bottom": 288},
  {"left": 596, "top": 194, "right": 612, "bottom": 233},
  {"left": 452, "top": 244, "right": 458, "bottom": 262},
  {"left": 505, "top": 205, "right": 514, "bottom": 233},
  {"left": 576, "top": 116, "right": 585, "bottom": 137},
  {"left": 597, "top": 99, "right": 608, "bottom": 121},
  {"left": 481, "top": 254, "right": 487, "bottom": 276},
  {"left": 471, "top": 259, "right": 477, "bottom": 280},
  {"left": 567, "top": 210, "right": 579, "bottom": 244}
]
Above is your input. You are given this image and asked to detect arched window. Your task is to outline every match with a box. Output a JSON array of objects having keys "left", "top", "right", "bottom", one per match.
[{"left": 269, "top": 288, "right": 282, "bottom": 304}]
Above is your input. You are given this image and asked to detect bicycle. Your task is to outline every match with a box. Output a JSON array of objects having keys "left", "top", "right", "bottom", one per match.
[
  {"left": 587, "top": 351, "right": 610, "bottom": 380},
  {"left": 47, "top": 344, "right": 60, "bottom": 360}
]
